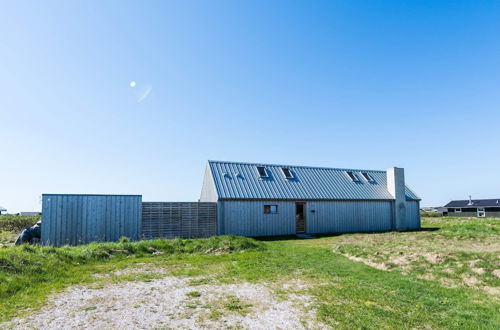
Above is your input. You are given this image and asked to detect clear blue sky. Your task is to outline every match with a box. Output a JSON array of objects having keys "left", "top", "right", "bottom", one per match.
[{"left": 1, "top": 1, "right": 500, "bottom": 212}]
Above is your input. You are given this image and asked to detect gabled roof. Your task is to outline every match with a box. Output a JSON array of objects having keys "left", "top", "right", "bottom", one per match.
[
  {"left": 444, "top": 199, "right": 500, "bottom": 208},
  {"left": 206, "top": 160, "right": 420, "bottom": 201}
]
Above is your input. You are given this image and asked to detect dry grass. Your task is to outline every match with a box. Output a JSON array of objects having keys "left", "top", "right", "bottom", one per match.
[{"left": 329, "top": 217, "right": 500, "bottom": 295}]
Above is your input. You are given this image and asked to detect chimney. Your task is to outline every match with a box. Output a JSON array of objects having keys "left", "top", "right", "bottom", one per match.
[
  {"left": 387, "top": 167, "right": 406, "bottom": 230},
  {"left": 468, "top": 195, "right": 473, "bottom": 205}
]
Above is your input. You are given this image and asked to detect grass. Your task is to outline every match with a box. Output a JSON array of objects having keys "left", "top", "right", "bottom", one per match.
[
  {"left": 0, "top": 217, "right": 499, "bottom": 328},
  {"left": 186, "top": 290, "right": 202, "bottom": 297},
  {"left": 0, "top": 215, "right": 40, "bottom": 232},
  {"left": 330, "top": 217, "right": 500, "bottom": 292},
  {"left": 0, "top": 235, "right": 263, "bottom": 321}
]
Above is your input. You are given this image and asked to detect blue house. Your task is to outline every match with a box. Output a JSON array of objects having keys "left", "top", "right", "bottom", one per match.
[{"left": 200, "top": 160, "right": 421, "bottom": 236}]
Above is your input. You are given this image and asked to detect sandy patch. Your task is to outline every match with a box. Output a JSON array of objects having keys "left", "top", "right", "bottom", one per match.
[
  {"left": 462, "top": 276, "right": 480, "bottom": 286},
  {"left": 2, "top": 277, "right": 321, "bottom": 330},
  {"left": 422, "top": 253, "right": 446, "bottom": 264},
  {"left": 471, "top": 268, "right": 485, "bottom": 275},
  {"left": 344, "top": 255, "right": 388, "bottom": 271}
]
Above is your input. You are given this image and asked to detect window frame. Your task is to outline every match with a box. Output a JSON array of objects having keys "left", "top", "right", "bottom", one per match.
[
  {"left": 264, "top": 204, "right": 278, "bottom": 214},
  {"left": 454, "top": 208, "right": 462, "bottom": 213},
  {"left": 281, "top": 167, "right": 294, "bottom": 179},
  {"left": 361, "top": 172, "right": 374, "bottom": 182},
  {"left": 256, "top": 166, "right": 269, "bottom": 178},
  {"left": 345, "top": 171, "right": 360, "bottom": 182}
]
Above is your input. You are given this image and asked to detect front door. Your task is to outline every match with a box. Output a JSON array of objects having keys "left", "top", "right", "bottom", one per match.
[{"left": 296, "top": 202, "right": 306, "bottom": 233}]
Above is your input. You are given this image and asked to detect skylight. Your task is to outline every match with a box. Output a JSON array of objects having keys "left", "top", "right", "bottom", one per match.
[
  {"left": 256, "top": 166, "right": 268, "bottom": 178},
  {"left": 346, "top": 171, "right": 360, "bottom": 182},
  {"left": 361, "top": 172, "right": 374, "bottom": 182},
  {"left": 281, "top": 167, "right": 294, "bottom": 179}
]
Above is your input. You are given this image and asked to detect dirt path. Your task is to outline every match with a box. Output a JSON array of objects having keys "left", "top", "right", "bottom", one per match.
[{"left": 2, "top": 274, "right": 320, "bottom": 329}]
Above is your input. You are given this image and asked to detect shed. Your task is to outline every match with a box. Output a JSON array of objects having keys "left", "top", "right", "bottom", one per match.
[
  {"left": 200, "top": 160, "right": 421, "bottom": 236},
  {"left": 41, "top": 194, "right": 142, "bottom": 246}
]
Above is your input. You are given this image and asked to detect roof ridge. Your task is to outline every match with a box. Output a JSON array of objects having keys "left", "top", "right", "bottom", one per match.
[{"left": 207, "top": 160, "right": 387, "bottom": 173}]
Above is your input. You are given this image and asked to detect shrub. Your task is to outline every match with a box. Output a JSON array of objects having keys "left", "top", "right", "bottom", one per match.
[
  {"left": 0, "top": 216, "right": 40, "bottom": 232},
  {"left": 421, "top": 211, "right": 443, "bottom": 217}
]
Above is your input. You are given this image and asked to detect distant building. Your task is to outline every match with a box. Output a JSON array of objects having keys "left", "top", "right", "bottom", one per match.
[
  {"left": 18, "top": 211, "right": 41, "bottom": 216},
  {"left": 421, "top": 207, "right": 448, "bottom": 216},
  {"left": 444, "top": 198, "right": 500, "bottom": 218},
  {"left": 0, "top": 206, "right": 6, "bottom": 215}
]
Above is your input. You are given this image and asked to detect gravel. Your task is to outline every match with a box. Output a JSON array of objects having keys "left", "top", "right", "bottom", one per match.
[{"left": 2, "top": 275, "right": 320, "bottom": 329}]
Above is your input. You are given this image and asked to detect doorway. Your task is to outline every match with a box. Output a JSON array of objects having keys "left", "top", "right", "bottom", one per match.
[{"left": 295, "top": 202, "right": 306, "bottom": 233}]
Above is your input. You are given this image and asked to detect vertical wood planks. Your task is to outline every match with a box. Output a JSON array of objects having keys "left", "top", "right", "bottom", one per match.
[{"left": 41, "top": 194, "right": 142, "bottom": 246}]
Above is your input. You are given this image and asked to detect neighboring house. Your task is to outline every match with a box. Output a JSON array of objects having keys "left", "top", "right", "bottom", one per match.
[
  {"left": 444, "top": 198, "right": 500, "bottom": 218},
  {"left": 200, "top": 160, "right": 421, "bottom": 236},
  {"left": 19, "top": 212, "right": 41, "bottom": 216},
  {"left": 0, "top": 206, "right": 6, "bottom": 215}
]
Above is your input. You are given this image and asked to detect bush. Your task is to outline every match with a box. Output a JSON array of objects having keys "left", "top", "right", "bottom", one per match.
[
  {"left": 0, "top": 216, "right": 40, "bottom": 232},
  {"left": 421, "top": 211, "right": 443, "bottom": 217}
]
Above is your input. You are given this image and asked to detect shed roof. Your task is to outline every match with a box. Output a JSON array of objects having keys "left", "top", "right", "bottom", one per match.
[
  {"left": 207, "top": 160, "right": 420, "bottom": 201},
  {"left": 444, "top": 199, "right": 500, "bottom": 208}
]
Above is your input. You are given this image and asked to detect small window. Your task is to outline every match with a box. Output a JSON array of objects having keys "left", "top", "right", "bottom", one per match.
[
  {"left": 264, "top": 205, "right": 278, "bottom": 214},
  {"left": 281, "top": 167, "right": 294, "bottom": 179},
  {"left": 361, "top": 172, "right": 374, "bottom": 182},
  {"left": 477, "top": 208, "right": 485, "bottom": 217},
  {"left": 346, "top": 171, "right": 360, "bottom": 182},
  {"left": 454, "top": 208, "right": 462, "bottom": 213},
  {"left": 256, "top": 166, "right": 268, "bottom": 178}
]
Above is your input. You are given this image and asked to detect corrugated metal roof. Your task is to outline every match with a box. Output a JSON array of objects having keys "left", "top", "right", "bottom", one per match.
[
  {"left": 444, "top": 199, "right": 500, "bottom": 208},
  {"left": 208, "top": 160, "right": 420, "bottom": 201}
]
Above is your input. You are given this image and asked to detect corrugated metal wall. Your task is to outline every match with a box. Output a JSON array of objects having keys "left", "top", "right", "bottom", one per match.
[
  {"left": 41, "top": 194, "right": 142, "bottom": 246},
  {"left": 307, "top": 200, "right": 393, "bottom": 233},
  {"left": 405, "top": 201, "right": 421, "bottom": 230},
  {"left": 219, "top": 199, "right": 420, "bottom": 236},
  {"left": 219, "top": 201, "right": 296, "bottom": 236},
  {"left": 141, "top": 202, "right": 217, "bottom": 239}
]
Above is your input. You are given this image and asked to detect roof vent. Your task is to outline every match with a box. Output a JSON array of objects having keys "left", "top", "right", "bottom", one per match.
[{"left": 468, "top": 195, "right": 473, "bottom": 205}]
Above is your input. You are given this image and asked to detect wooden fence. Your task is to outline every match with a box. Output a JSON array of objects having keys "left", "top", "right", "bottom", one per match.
[{"left": 141, "top": 202, "right": 217, "bottom": 239}]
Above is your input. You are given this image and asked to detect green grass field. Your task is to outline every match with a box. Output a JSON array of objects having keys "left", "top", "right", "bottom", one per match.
[{"left": 0, "top": 216, "right": 499, "bottom": 328}]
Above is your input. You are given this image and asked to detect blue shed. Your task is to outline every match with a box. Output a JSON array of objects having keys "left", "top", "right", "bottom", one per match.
[{"left": 200, "top": 160, "right": 420, "bottom": 236}]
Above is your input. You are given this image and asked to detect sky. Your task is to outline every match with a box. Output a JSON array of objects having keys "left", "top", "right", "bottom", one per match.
[{"left": 1, "top": 1, "right": 500, "bottom": 212}]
